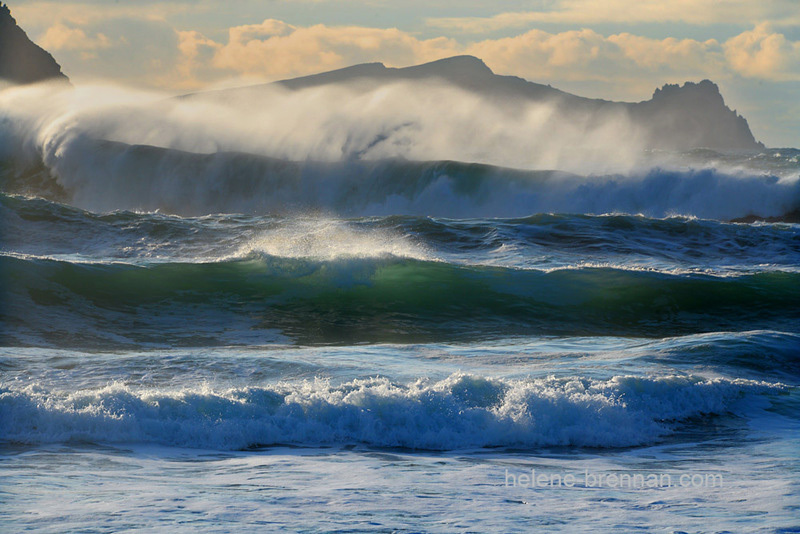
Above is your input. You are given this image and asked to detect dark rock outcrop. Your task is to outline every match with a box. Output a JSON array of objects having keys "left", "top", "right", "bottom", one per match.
[
  {"left": 0, "top": 2, "right": 69, "bottom": 84},
  {"left": 631, "top": 80, "right": 761, "bottom": 151}
]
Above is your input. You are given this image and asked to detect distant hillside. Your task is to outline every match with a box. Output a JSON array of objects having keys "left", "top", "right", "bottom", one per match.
[
  {"left": 0, "top": 2, "right": 69, "bottom": 84},
  {"left": 203, "top": 55, "right": 763, "bottom": 152},
  {"left": 0, "top": 3, "right": 761, "bottom": 153}
]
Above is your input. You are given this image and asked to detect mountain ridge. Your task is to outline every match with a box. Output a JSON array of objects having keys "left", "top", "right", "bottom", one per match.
[{"left": 207, "top": 55, "right": 762, "bottom": 151}]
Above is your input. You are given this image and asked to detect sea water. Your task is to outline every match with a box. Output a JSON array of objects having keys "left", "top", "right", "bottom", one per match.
[{"left": 1, "top": 83, "right": 799, "bottom": 532}]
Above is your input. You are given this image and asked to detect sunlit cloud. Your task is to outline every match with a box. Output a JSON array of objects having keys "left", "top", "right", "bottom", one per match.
[
  {"left": 32, "top": 14, "right": 800, "bottom": 91},
  {"left": 197, "top": 21, "right": 796, "bottom": 86},
  {"left": 462, "top": 29, "right": 727, "bottom": 85},
  {"left": 39, "top": 23, "right": 111, "bottom": 51},
  {"left": 210, "top": 20, "right": 460, "bottom": 80},
  {"left": 724, "top": 23, "right": 800, "bottom": 81}
]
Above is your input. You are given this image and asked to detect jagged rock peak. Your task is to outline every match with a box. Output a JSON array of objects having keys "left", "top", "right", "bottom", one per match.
[
  {"left": 0, "top": 2, "right": 70, "bottom": 84},
  {"left": 652, "top": 80, "right": 724, "bottom": 105}
]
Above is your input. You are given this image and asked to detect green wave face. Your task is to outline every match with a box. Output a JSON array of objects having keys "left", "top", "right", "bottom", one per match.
[{"left": 4, "top": 255, "right": 799, "bottom": 347}]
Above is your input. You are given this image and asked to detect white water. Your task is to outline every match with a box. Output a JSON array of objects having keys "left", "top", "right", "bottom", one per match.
[
  {"left": 0, "top": 373, "right": 782, "bottom": 450},
  {"left": 2, "top": 340, "right": 799, "bottom": 532},
  {"left": 2, "top": 82, "right": 797, "bottom": 219}
]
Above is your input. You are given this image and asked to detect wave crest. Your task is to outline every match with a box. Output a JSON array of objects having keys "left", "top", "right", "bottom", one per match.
[
  {"left": 1, "top": 83, "right": 798, "bottom": 220},
  {"left": 0, "top": 374, "right": 783, "bottom": 450},
  {"left": 4, "top": 139, "right": 799, "bottom": 219}
]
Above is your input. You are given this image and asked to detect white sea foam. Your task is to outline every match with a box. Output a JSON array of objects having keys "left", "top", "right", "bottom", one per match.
[{"left": 0, "top": 373, "right": 782, "bottom": 450}]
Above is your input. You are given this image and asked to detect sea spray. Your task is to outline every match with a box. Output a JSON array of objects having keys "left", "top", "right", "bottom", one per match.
[{"left": 2, "top": 82, "right": 797, "bottom": 219}]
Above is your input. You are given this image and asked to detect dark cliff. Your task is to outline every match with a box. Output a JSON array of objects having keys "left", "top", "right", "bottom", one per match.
[
  {"left": 631, "top": 80, "right": 761, "bottom": 151},
  {"left": 0, "top": 2, "right": 69, "bottom": 84}
]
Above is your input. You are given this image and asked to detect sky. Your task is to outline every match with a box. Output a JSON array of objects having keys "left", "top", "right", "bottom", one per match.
[{"left": 7, "top": 0, "right": 800, "bottom": 147}]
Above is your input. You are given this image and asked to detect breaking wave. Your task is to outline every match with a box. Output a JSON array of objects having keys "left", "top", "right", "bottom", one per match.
[
  {"left": 2, "top": 140, "right": 799, "bottom": 219},
  {"left": 1, "top": 82, "right": 798, "bottom": 220},
  {"left": 0, "top": 373, "right": 785, "bottom": 450}
]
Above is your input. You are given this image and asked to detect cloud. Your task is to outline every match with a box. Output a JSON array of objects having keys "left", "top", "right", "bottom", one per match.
[
  {"left": 200, "top": 20, "right": 796, "bottom": 87},
  {"left": 39, "top": 23, "right": 111, "bottom": 51},
  {"left": 30, "top": 14, "right": 800, "bottom": 92},
  {"left": 211, "top": 19, "right": 459, "bottom": 79},
  {"left": 724, "top": 24, "right": 800, "bottom": 81},
  {"left": 202, "top": 21, "right": 726, "bottom": 87},
  {"left": 465, "top": 29, "right": 625, "bottom": 80},
  {"left": 34, "top": 18, "right": 183, "bottom": 86},
  {"left": 426, "top": 0, "right": 800, "bottom": 33},
  {"left": 176, "top": 30, "right": 227, "bottom": 87},
  {"left": 607, "top": 34, "right": 723, "bottom": 73},
  {"left": 455, "top": 29, "right": 729, "bottom": 98}
]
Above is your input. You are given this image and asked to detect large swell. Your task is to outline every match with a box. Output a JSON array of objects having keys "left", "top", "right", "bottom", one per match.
[
  {"left": 2, "top": 139, "right": 799, "bottom": 219},
  {"left": 0, "top": 82, "right": 798, "bottom": 220},
  {"left": 4, "top": 254, "right": 800, "bottom": 347},
  {"left": 3, "top": 194, "right": 800, "bottom": 347}
]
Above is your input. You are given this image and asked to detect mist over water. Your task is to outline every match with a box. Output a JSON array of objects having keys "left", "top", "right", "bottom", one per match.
[
  {"left": 0, "top": 80, "right": 645, "bottom": 169},
  {"left": 2, "top": 80, "right": 797, "bottom": 219}
]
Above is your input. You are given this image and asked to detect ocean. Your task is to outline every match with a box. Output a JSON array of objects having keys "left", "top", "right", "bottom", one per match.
[{"left": 1, "top": 82, "right": 799, "bottom": 532}]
